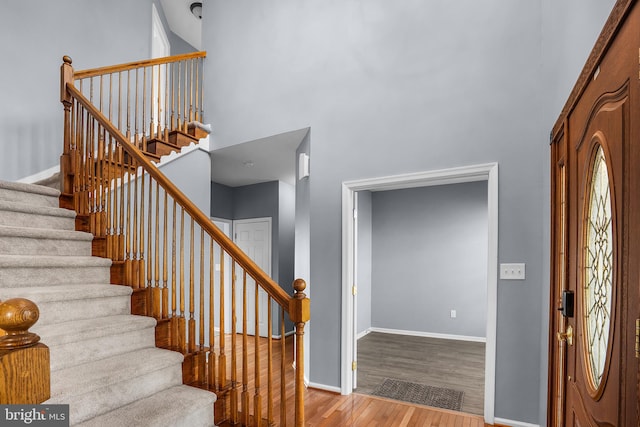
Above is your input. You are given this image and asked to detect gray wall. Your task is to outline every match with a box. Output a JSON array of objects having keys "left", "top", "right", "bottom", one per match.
[
  {"left": 203, "top": 1, "right": 547, "bottom": 422},
  {"left": 0, "top": 0, "right": 156, "bottom": 182},
  {"left": 370, "top": 182, "right": 488, "bottom": 338},
  {"left": 202, "top": 1, "right": 617, "bottom": 423},
  {"left": 211, "top": 182, "right": 234, "bottom": 219},
  {"left": 356, "top": 191, "right": 372, "bottom": 336},
  {"left": 159, "top": 149, "right": 211, "bottom": 214},
  {"left": 169, "top": 31, "right": 197, "bottom": 56},
  {"left": 278, "top": 181, "right": 296, "bottom": 297}
]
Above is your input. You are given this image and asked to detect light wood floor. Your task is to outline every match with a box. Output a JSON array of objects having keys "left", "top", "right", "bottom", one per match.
[
  {"left": 355, "top": 332, "right": 485, "bottom": 416},
  {"left": 304, "top": 387, "right": 489, "bottom": 426},
  {"left": 216, "top": 333, "right": 490, "bottom": 426}
]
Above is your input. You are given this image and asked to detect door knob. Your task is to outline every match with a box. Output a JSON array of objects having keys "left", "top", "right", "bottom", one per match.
[{"left": 557, "top": 325, "right": 574, "bottom": 346}]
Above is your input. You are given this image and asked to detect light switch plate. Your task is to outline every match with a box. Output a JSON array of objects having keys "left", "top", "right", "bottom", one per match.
[{"left": 500, "top": 263, "right": 525, "bottom": 280}]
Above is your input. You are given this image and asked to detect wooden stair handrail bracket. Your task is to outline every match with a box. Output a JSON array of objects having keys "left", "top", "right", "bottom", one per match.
[
  {"left": 59, "top": 55, "right": 310, "bottom": 426},
  {"left": 0, "top": 298, "right": 50, "bottom": 404}
]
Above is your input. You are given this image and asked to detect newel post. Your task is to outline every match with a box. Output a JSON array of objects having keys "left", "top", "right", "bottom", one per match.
[
  {"left": 0, "top": 298, "right": 50, "bottom": 404},
  {"left": 289, "top": 279, "right": 310, "bottom": 427},
  {"left": 59, "top": 56, "right": 75, "bottom": 201}
]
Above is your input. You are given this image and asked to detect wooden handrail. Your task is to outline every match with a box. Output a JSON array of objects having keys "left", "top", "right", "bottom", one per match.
[
  {"left": 74, "top": 51, "right": 206, "bottom": 79},
  {"left": 66, "top": 83, "right": 292, "bottom": 310}
]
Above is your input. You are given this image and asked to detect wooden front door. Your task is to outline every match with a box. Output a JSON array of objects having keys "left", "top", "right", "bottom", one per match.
[{"left": 549, "top": 1, "right": 639, "bottom": 426}]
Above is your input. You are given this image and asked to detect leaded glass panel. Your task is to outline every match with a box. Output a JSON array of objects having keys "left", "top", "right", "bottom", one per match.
[{"left": 583, "top": 145, "right": 613, "bottom": 389}]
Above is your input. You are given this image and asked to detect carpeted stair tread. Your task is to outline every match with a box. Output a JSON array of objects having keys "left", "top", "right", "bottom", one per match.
[
  {"left": 1, "top": 284, "right": 130, "bottom": 302},
  {"left": 75, "top": 385, "right": 216, "bottom": 427},
  {"left": 0, "top": 284, "right": 131, "bottom": 326},
  {"left": 34, "top": 314, "right": 156, "bottom": 346},
  {"left": 46, "top": 348, "right": 185, "bottom": 424},
  {"left": 0, "top": 225, "right": 93, "bottom": 256},
  {"left": 0, "top": 225, "right": 93, "bottom": 241},
  {"left": 0, "top": 255, "right": 111, "bottom": 268},
  {"left": 36, "top": 314, "right": 157, "bottom": 372},
  {"left": 0, "top": 257, "right": 112, "bottom": 287},
  {"left": 48, "top": 347, "right": 184, "bottom": 399},
  {"left": 0, "top": 199, "right": 75, "bottom": 218},
  {"left": 0, "top": 180, "right": 60, "bottom": 207}
]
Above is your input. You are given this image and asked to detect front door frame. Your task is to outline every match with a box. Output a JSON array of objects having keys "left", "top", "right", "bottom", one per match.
[{"left": 340, "top": 162, "right": 498, "bottom": 424}]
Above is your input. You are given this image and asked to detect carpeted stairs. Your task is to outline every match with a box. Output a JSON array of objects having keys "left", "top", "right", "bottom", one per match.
[{"left": 0, "top": 180, "right": 216, "bottom": 426}]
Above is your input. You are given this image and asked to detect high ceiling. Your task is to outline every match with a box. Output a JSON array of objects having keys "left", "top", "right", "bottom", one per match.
[
  {"left": 160, "top": 0, "right": 202, "bottom": 50},
  {"left": 159, "top": 1, "right": 308, "bottom": 188}
]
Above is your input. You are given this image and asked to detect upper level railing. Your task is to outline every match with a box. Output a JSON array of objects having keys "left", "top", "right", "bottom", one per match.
[
  {"left": 59, "top": 54, "right": 309, "bottom": 426},
  {"left": 68, "top": 52, "right": 205, "bottom": 152}
]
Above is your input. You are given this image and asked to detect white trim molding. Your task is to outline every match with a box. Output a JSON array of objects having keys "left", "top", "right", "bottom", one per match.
[
  {"left": 341, "top": 162, "right": 499, "bottom": 425},
  {"left": 307, "top": 382, "right": 342, "bottom": 394},
  {"left": 369, "top": 327, "right": 487, "bottom": 343},
  {"left": 17, "top": 165, "right": 59, "bottom": 184},
  {"left": 493, "top": 418, "right": 540, "bottom": 427}
]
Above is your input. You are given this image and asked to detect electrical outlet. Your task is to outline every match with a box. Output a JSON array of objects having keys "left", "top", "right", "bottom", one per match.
[
  {"left": 500, "top": 263, "right": 526, "bottom": 280},
  {"left": 450, "top": 310, "right": 457, "bottom": 318}
]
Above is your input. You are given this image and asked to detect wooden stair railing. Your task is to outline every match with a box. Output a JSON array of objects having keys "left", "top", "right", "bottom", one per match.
[
  {"left": 0, "top": 298, "right": 50, "bottom": 404},
  {"left": 59, "top": 55, "right": 310, "bottom": 427},
  {"left": 60, "top": 52, "right": 206, "bottom": 204}
]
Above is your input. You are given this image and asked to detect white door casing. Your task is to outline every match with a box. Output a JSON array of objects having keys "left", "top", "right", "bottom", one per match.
[
  {"left": 151, "top": 5, "right": 170, "bottom": 130},
  {"left": 341, "top": 163, "right": 498, "bottom": 424}
]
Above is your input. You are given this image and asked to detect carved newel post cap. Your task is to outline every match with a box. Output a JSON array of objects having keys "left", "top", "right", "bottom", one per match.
[
  {"left": 0, "top": 298, "right": 41, "bottom": 350},
  {"left": 293, "top": 279, "right": 306, "bottom": 298},
  {"left": 62, "top": 55, "right": 72, "bottom": 65}
]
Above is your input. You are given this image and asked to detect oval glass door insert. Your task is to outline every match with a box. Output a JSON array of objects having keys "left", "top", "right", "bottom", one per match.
[{"left": 583, "top": 144, "right": 613, "bottom": 389}]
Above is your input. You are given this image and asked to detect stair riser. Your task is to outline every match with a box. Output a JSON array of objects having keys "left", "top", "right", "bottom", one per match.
[
  {"left": 59, "top": 364, "right": 184, "bottom": 424},
  {"left": 48, "top": 327, "right": 156, "bottom": 371},
  {"left": 0, "top": 236, "right": 92, "bottom": 256},
  {"left": 0, "top": 210, "right": 75, "bottom": 230},
  {"left": 0, "top": 188, "right": 59, "bottom": 208},
  {"left": 34, "top": 295, "right": 131, "bottom": 326},
  {"left": 0, "top": 266, "right": 110, "bottom": 287}
]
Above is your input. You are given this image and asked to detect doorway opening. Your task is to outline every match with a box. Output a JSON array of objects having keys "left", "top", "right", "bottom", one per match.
[{"left": 341, "top": 163, "right": 498, "bottom": 424}]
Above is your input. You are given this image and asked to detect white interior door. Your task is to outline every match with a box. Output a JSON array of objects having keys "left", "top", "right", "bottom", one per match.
[{"left": 233, "top": 218, "right": 272, "bottom": 337}]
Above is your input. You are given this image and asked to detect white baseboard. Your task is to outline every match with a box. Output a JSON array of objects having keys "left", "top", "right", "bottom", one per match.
[
  {"left": 494, "top": 417, "right": 540, "bottom": 427},
  {"left": 307, "top": 382, "right": 342, "bottom": 394},
  {"left": 356, "top": 328, "right": 371, "bottom": 340},
  {"left": 369, "top": 327, "right": 486, "bottom": 343},
  {"left": 17, "top": 165, "right": 60, "bottom": 184}
]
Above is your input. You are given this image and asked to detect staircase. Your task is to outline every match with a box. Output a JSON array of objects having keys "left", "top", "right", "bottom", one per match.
[{"left": 0, "top": 180, "right": 216, "bottom": 426}]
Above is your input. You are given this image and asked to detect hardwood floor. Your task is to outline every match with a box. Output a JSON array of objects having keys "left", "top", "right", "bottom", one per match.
[
  {"left": 355, "top": 332, "right": 485, "bottom": 416},
  {"left": 304, "top": 388, "right": 489, "bottom": 426},
  {"left": 215, "top": 333, "right": 490, "bottom": 426}
]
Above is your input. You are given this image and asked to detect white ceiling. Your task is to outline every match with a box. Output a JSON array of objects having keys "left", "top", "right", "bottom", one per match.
[
  {"left": 210, "top": 128, "right": 310, "bottom": 188},
  {"left": 160, "top": 0, "right": 202, "bottom": 50}
]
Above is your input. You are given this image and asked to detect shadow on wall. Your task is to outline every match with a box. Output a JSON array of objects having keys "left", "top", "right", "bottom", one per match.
[{"left": 1, "top": 117, "right": 61, "bottom": 182}]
